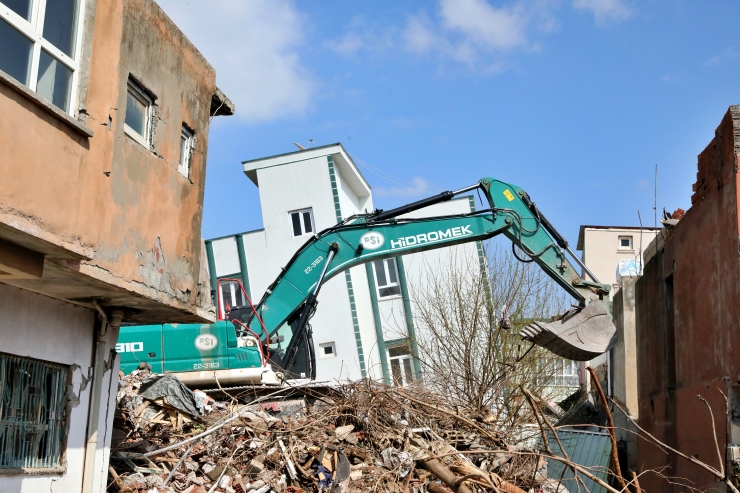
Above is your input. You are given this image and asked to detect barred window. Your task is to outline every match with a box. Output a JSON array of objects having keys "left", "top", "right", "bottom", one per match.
[{"left": 0, "top": 352, "right": 68, "bottom": 470}]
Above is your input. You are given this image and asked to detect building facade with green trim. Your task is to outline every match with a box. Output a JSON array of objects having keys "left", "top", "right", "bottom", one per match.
[{"left": 206, "top": 143, "right": 485, "bottom": 384}]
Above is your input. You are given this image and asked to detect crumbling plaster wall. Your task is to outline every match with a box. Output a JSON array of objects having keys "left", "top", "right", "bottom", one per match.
[
  {"left": 635, "top": 106, "right": 740, "bottom": 492},
  {"left": 0, "top": 284, "right": 119, "bottom": 493},
  {"left": 0, "top": 0, "right": 217, "bottom": 320}
]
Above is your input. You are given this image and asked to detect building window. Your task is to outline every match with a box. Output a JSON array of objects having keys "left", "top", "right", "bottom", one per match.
[
  {"left": 373, "top": 258, "right": 401, "bottom": 298},
  {"left": 618, "top": 236, "right": 633, "bottom": 250},
  {"left": 538, "top": 358, "right": 579, "bottom": 387},
  {"left": 124, "top": 78, "right": 153, "bottom": 148},
  {"left": 388, "top": 345, "right": 415, "bottom": 386},
  {"left": 289, "top": 208, "right": 314, "bottom": 237},
  {"left": 0, "top": 352, "right": 68, "bottom": 469},
  {"left": 178, "top": 125, "right": 194, "bottom": 178},
  {"left": 319, "top": 342, "right": 336, "bottom": 359},
  {"left": 0, "top": 0, "right": 83, "bottom": 112}
]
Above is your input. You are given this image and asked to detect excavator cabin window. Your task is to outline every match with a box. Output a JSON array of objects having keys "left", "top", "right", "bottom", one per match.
[
  {"left": 219, "top": 279, "right": 247, "bottom": 314},
  {"left": 373, "top": 258, "right": 401, "bottom": 298}
]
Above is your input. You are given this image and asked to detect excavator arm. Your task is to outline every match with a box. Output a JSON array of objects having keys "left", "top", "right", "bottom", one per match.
[{"left": 244, "top": 178, "right": 616, "bottom": 377}]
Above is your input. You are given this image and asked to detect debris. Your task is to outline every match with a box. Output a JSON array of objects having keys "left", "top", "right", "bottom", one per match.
[
  {"left": 109, "top": 369, "right": 598, "bottom": 493},
  {"left": 139, "top": 374, "right": 203, "bottom": 417}
]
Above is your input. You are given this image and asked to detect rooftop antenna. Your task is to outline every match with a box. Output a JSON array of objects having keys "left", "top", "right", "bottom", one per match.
[
  {"left": 637, "top": 210, "right": 644, "bottom": 275},
  {"left": 653, "top": 164, "right": 658, "bottom": 229}
]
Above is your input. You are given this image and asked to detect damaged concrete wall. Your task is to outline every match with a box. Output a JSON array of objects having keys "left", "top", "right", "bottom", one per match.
[
  {"left": 635, "top": 106, "right": 740, "bottom": 492},
  {"left": 611, "top": 277, "right": 639, "bottom": 474},
  {"left": 0, "top": 0, "right": 224, "bottom": 323}
]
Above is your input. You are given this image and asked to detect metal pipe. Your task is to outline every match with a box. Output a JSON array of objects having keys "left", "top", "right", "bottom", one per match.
[
  {"left": 82, "top": 304, "right": 123, "bottom": 493},
  {"left": 452, "top": 183, "right": 481, "bottom": 195},
  {"left": 373, "top": 191, "right": 454, "bottom": 221},
  {"left": 372, "top": 183, "right": 480, "bottom": 222},
  {"left": 566, "top": 246, "right": 601, "bottom": 284},
  {"left": 311, "top": 243, "right": 338, "bottom": 297}
]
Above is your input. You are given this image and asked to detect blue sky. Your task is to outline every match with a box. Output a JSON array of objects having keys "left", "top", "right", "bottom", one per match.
[{"left": 158, "top": 0, "right": 740, "bottom": 247}]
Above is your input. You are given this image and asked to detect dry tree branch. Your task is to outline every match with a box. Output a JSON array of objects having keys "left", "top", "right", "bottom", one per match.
[
  {"left": 431, "top": 449, "right": 620, "bottom": 493},
  {"left": 697, "top": 394, "right": 724, "bottom": 477},
  {"left": 587, "top": 366, "right": 628, "bottom": 490},
  {"left": 609, "top": 399, "right": 726, "bottom": 480}
]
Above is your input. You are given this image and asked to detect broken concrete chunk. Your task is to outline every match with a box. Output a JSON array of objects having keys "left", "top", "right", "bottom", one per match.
[
  {"left": 245, "top": 458, "right": 265, "bottom": 476},
  {"left": 335, "top": 424, "right": 356, "bottom": 443}
]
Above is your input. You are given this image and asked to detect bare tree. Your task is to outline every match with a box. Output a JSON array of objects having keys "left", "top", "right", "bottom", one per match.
[{"left": 408, "top": 238, "right": 572, "bottom": 422}]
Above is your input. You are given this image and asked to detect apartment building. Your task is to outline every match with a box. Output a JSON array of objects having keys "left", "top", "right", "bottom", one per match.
[{"left": 0, "top": 0, "right": 232, "bottom": 491}]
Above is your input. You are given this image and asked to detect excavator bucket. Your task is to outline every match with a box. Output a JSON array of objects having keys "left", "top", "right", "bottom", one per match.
[{"left": 519, "top": 299, "right": 617, "bottom": 361}]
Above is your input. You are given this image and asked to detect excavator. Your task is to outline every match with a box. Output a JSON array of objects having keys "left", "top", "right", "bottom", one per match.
[{"left": 117, "top": 178, "right": 617, "bottom": 386}]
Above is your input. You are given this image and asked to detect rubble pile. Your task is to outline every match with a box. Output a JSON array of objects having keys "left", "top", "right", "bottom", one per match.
[{"left": 109, "top": 369, "right": 568, "bottom": 493}]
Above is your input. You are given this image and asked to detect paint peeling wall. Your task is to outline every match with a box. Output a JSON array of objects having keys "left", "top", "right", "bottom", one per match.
[
  {"left": 0, "top": 0, "right": 223, "bottom": 323},
  {"left": 635, "top": 106, "right": 740, "bottom": 492},
  {"left": 0, "top": 283, "right": 120, "bottom": 493}
]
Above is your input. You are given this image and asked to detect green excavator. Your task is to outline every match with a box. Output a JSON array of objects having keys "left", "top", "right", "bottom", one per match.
[{"left": 117, "top": 178, "right": 616, "bottom": 385}]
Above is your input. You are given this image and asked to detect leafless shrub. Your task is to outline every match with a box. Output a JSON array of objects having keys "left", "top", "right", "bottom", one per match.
[{"left": 408, "top": 238, "right": 571, "bottom": 423}]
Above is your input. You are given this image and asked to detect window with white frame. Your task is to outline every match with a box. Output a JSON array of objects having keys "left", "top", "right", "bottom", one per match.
[
  {"left": 178, "top": 125, "right": 194, "bottom": 178},
  {"left": 319, "top": 342, "right": 336, "bottom": 359},
  {"left": 618, "top": 236, "right": 633, "bottom": 250},
  {"left": 124, "top": 78, "right": 153, "bottom": 148},
  {"left": 0, "top": 352, "right": 68, "bottom": 470},
  {"left": 0, "top": 0, "right": 84, "bottom": 113},
  {"left": 539, "top": 358, "right": 579, "bottom": 387},
  {"left": 373, "top": 258, "right": 401, "bottom": 298},
  {"left": 388, "top": 345, "right": 415, "bottom": 386},
  {"left": 289, "top": 208, "right": 314, "bottom": 237}
]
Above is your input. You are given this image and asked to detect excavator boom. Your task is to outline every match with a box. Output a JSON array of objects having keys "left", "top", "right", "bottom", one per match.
[{"left": 244, "top": 178, "right": 616, "bottom": 370}]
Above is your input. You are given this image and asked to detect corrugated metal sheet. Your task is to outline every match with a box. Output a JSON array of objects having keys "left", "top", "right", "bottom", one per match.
[{"left": 540, "top": 428, "right": 612, "bottom": 493}]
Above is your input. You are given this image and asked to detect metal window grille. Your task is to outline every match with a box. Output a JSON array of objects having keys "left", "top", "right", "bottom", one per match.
[{"left": 0, "top": 352, "right": 68, "bottom": 469}]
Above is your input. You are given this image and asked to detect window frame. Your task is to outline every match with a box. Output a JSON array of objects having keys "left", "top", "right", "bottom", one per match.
[
  {"left": 0, "top": 0, "right": 86, "bottom": 114},
  {"left": 374, "top": 258, "right": 401, "bottom": 298},
  {"left": 387, "top": 344, "right": 415, "bottom": 386},
  {"left": 288, "top": 208, "right": 315, "bottom": 237},
  {"left": 618, "top": 236, "right": 633, "bottom": 250},
  {"left": 318, "top": 342, "right": 336, "bottom": 359},
  {"left": 178, "top": 124, "right": 194, "bottom": 178},
  {"left": 123, "top": 78, "right": 153, "bottom": 149}
]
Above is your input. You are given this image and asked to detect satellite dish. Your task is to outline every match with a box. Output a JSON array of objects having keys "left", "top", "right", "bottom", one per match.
[{"left": 294, "top": 142, "right": 306, "bottom": 150}]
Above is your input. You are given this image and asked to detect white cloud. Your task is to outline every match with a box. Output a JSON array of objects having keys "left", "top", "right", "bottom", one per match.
[
  {"left": 704, "top": 48, "right": 739, "bottom": 67},
  {"left": 572, "top": 0, "right": 635, "bottom": 24},
  {"left": 401, "top": 0, "right": 558, "bottom": 68},
  {"left": 439, "top": 0, "right": 529, "bottom": 51},
  {"left": 157, "top": 0, "right": 314, "bottom": 122},
  {"left": 325, "top": 16, "right": 395, "bottom": 56},
  {"left": 373, "top": 177, "right": 437, "bottom": 198}
]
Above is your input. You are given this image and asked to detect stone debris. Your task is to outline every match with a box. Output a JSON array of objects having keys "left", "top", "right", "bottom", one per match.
[{"left": 109, "top": 369, "right": 569, "bottom": 493}]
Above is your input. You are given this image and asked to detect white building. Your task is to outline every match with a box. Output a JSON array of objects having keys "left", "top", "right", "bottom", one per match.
[
  {"left": 205, "top": 143, "right": 484, "bottom": 384},
  {"left": 576, "top": 225, "right": 660, "bottom": 297}
]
